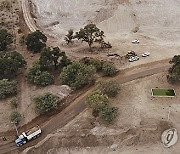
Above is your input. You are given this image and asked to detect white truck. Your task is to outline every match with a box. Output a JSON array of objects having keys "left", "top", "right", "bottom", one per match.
[{"left": 15, "top": 125, "right": 42, "bottom": 146}]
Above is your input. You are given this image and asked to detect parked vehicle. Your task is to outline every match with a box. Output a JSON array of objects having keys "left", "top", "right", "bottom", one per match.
[
  {"left": 15, "top": 125, "right": 42, "bottom": 146},
  {"left": 132, "top": 39, "right": 140, "bottom": 44},
  {"left": 142, "top": 52, "right": 150, "bottom": 57}
]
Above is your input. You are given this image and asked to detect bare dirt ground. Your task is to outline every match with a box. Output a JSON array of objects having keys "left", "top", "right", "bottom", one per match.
[
  {"left": 31, "top": 0, "right": 180, "bottom": 70},
  {"left": 23, "top": 72, "right": 180, "bottom": 154}
]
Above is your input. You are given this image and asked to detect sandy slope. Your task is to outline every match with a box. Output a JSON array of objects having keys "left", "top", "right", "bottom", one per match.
[{"left": 32, "top": 0, "right": 180, "bottom": 44}]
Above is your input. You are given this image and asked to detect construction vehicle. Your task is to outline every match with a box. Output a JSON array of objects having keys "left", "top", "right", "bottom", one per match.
[{"left": 15, "top": 125, "right": 42, "bottom": 146}]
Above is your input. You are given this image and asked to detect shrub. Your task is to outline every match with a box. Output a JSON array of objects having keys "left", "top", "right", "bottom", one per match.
[
  {"left": 27, "top": 63, "right": 54, "bottom": 86},
  {"left": 60, "top": 62, "right": 95, "bottom": 89},
  {"left": 99, "top": 80, "right": 120, "bottom": 97},
  {"left": 0, "top": 79, "right": 17, "bottom": 99},
  {"left": 102, "top": 62, "right": 117, "bottom": 76},
  {"left": 80, "top": 57, "right": 102, "bottom": 71},
  {"left": 10, "top": 111, "right": 21, "bottom": 124},
  {"left": 9, "top": 97, "right": 18, "bottom": 108},
  {"left": 34, "top": 93, "right": 59, "bottom": 114},
  {"left": 100, "top": 106, "right": 118, "bottom": 123}
]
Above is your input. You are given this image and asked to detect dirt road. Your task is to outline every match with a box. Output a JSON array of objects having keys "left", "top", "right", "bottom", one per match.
[{"left": 0, "top": 60, "right": 171, "bottom": 154}]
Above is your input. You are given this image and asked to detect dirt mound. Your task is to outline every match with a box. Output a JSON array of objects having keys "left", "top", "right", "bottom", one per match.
[{"left": 22, "top": 120, "right": 172, "bottom": 154}]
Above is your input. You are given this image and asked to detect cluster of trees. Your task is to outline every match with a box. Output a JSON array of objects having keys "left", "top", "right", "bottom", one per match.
[
  {"left": 27, "top": 62, "right": 54, "bottom": 86},
  {"left": 80, "top": 57, "right": 118, "bottom": 76},
  {"left": 86, "top": 80, "right": 120, "bottom": 122},
  {"left": 167, "top": 55, "right": 180, "bottom": 84},
  {"left": 64, "top": 24, "right": 111, "bottom": 50},
  {"left": 60, "top": 62, "right": 96, "bottom": 90},
  {"left": 27, "top": 46, "right": 71, "bottom": 86}
]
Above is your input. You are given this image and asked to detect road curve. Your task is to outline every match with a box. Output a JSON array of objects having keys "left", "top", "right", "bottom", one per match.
[
  {"left": 0, "top": 61, "right": 171, "bottom": 154},
  {"left": 21, "top": 0, "right": 38, "bottom": 32}
]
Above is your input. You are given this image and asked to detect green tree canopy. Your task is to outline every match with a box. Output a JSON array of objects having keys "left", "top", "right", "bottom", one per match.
[
  {"left": 10, "top": 111, "right": 21, "bottom": 125},
  {"left": 27, "top": 62, "right": 54, "bottom": 86},
  {"left": 34, "top": 93, "right": 59, "bottom": 114},
  {"left": 26, "top": 30, "right": 47, "bottom": 53},
  {"left": 0, "top": 29, "right": 13, "bottom": 51},
  {"left": 167, "top": 55, "right": 180, "bottom": 84},
  {"left": 86, "top": 90, "right": 109, "bottom": 112},
  {"left": 39, "top": 47, "right": 71, "bottom": 70},
  {"left": 102, "top": 61, "right": 118, "bottom": 76},
  {"left": 75, "top": 24, "right": 105, "bottom": 50},
  {"left": 60, "top": 62, "right": 95, "bottom": 89},
  {"left": 98, "top": 80, "right": 121, "bottom": 97},
  {"left": 0, "top": 79, "right": 17, "bottom": 99},
  {"left": 0, "top": 51, "right": 26, "bottom": 79}
]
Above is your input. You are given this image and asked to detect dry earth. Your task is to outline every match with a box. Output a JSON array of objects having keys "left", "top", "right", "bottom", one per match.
[
  {"left": 31, "top": 0, "right": 180, "bottom": 70},
  {"left": 22, "top": 72, "right": 180, "bottom": 154}
]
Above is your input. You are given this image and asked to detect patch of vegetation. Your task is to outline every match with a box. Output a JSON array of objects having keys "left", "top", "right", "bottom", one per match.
[
  {"left": 0, "top": 51, "right": 26, "bottom": 79},
  {"left": 86, "top": 90, "right": 118, "bottom": 123},
  {"left": 10, "top": 111, "right": 21, "bottom": 125},
  {"left": 60, "top": 62, "right": 96, "bottom": 90},
  {"left": 0, "top": 29, "right": 13, "bottom": 51},
  {"left": 9, "top": 97, "right": 18, "bottom": 108},
  {"left": 167, "top": 55, "right": 180, "bottom": 84},
  {"left": 102, "top": 61, "right": 118, "bottom": 76},
  {"left": 27, "top": 63, "right": 54, "bottom": 86},
  {"left": 99, "top": 106, "right": 118, "bottom": 123},
  {"left": 86, "top": 90, "right": 109, "bottom": 112},
  {"left": 80, "top": 57, "right": 103, "bottom": 72},
  {"left": 98, "top": 80, "right": 120, "bottom": 97},
  {"left": 0, "top": 79, "right": 17, "bottom": 99},
  {"left": 39, "top": 47, "right": 71, "bottom": 70},
  {"left": 25, "top": 30, "right": 47, "bottom": 53},
  {"left": 152, "top": 89, "right": 176, "bottom": 96},
  {"left": 64, "top": 29, "right": 74, "bottom": 45},
  {"left": 34, "top": 93, "right": 59, "bottom": 114}
]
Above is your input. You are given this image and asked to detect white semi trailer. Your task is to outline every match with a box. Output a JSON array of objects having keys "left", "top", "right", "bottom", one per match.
[{"left": 15, "top": 125, "right": 42, "bottom": 146}]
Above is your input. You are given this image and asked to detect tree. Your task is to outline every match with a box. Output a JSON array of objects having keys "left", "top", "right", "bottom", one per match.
[
  {"left": 99, "top": 80, "right": 120, "bottom": 97},
  {"left": 102, "top": 61, "right": 118, "bottom": 76},
  {"left": 27, "top": 63, "right": 54, "bottom": 86},
  {"left": 86, "top": 90, "right": 109, "bottom": 112},
  {"left": 0, "top": 79, "right": 17, "bottom": 99},
  {"left": 64, "top": 29, "right": 74, "bottom": 45},
  {"left": 34, "top": 93, "right": 59, "bottom": 114},
  {"left": 75, "top": 24, "right": 105, "bottom": 50},
  {"left": 10, "top": 111, "right": 21, "bottom": 124},
  {"left": 0, "top": 29, "right": 13, "bottom": 51},
  {"left": 39, "top": 47, "right": 71, "bottom": 70},
  {"left": 60, "top": 62, "right": 95, "bottom": 89},
  {"left": 39, "top": 47, "right": 53, "bottom": 70},
  {"left": 0, "top": 51, "right": 26, "bottom": 79},
  {"left": 25, "top": 30, "right": 47, "bottom": 53},
  {"left": 100, "top": 106, "right": 118, "bottom": 123},
  {"left": 167, "top": 55, "right": 180, "bottom": 84}
]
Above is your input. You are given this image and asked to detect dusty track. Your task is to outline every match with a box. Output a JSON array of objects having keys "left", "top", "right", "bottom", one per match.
[{"left": 0, "top": 60, "right": 171, "bottom": 154}]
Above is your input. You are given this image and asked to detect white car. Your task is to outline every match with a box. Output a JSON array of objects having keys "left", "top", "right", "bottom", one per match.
[
  {"left": 142, "top": 52, "right": 150, "bottom": 57},
  {"left": 128, "top": 56, "right": 139, "bottom": 62},
  {"left": 132, "top": 39, "right": 140, "bottom": 44}
]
